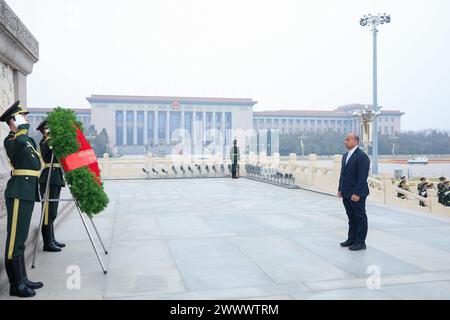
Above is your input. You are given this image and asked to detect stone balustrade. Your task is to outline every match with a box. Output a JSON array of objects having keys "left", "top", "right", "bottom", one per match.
[
  {"left": 258, "top": 153, "right": 449, "bottom": 216},
  {"left": 98, "top": 152, "right": 450, "bottom": 216}
]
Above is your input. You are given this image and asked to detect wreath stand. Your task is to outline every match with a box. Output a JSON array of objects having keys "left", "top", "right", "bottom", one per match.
[{"left": 31, "top": 152, "right": 108, "bottom": 274}]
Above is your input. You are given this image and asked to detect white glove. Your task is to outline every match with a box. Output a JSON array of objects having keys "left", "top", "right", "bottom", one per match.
[{"left": 13, "top": 114, "right": 27, "bottom": 127}]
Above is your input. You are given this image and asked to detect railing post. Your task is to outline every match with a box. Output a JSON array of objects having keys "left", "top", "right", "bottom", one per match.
[
  {"left": 333, "top": 155, "right": 342, "bottom": 191},
  {"left": 102, "top": 153, "right": 110, "bottom": 178},
  {"left": 249, "top": 152, "right": 256, "bottom": 165},
  {"left": 273, "top": 152, "right": 280, "bottom": 169},
  {"left": 308, "top": 154, "right": 317, "bottom": 187},
  {"left": 288, "top": 153, "right": 297, "bottom": 173},
  {"left": 381, "top": 172, "right": 394, "bottom": 205},
  {"left": 259, "top": 152, "right": 267, "bottom": 167},
  {"left": 145, "top": 152, "right": 153, "bottom": 171},
  {"left": 428, "top": 189, "right": 439, "bottom": 213}
]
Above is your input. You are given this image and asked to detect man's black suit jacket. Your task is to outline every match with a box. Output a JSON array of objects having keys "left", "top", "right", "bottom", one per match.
[{"left": 338, "top": 147, "right": 371, "bottom": 198}]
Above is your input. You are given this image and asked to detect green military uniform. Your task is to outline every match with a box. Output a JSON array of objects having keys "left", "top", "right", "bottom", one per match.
[
  {"left": 4, "top": 128, "right": 42, "bottom": 259},
  {"left": 1, "top": 101, "right": 44, "bottom": 298},
  {"left": 37, "top": 120, "right": 66, "bottom": 251},
  {"left": 417, "top": 177, "right": 428, "bottom": 207},
  {"left": 443, "top": 181, "right": 450, "bottom": 207},
  {"left": 397, "top": 176, "right": 410, "bottom": 199},
  {"left": 437, "top": 177, "right": 447, "bottom": 205},
  {"left": 229, "top": 140, "right": 240, "bottom": 179}
]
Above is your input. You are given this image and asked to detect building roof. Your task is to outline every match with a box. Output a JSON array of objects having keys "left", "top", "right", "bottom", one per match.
[
  {"left": 337, "top": 104, "right": 405, "bottom": 116},
  {"left": 86, "top": 94, "right": 258, "bottom": 106},
  {"left": 27, "top": 107, "right": 91, "bottom": 114},
  {"left": 254, "top": 110, "right": 351, "bottom": 118},
  {"left": 254, "top": 105, "right": 405, "bottom": 118}
]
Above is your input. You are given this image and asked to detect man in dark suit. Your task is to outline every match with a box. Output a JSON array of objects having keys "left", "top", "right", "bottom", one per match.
[{"left": 338, "top": 133, "right": 370, "bottom": 251}]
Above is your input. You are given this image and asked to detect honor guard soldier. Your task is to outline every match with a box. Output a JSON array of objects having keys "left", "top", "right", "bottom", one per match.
[
  {"left": 1, "top": 101, "right": 44, "bottom": 298},
  {"left": 229, "top": 140, "right": 240, "bottom": 179},
  {"left": 417, "top": 177, "right": 427, "bottom": 193},
  {"left": 397, "top": 176, "right": 410, "bottom": 199},
  {"left": 443, "top": 180, "right": 450, "bottom": 207},
  {"left": 37, "top": 120, "right": 66, "bottom": 252},
  {"left": 418, "top": 177, "right": 428, "bottom": 207},
  {"left": 437, "top": 176, "right": 447, "bottom": 205}
]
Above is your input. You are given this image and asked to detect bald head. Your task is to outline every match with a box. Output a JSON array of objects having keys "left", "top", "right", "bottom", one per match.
[{"left": 344, "top": 133, "right": 360, "bottom": 150}]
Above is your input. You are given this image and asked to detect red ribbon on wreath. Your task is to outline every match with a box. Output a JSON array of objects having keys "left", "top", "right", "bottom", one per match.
[{"left": 60, "top": 128, "right": 102, "bottom": 185}]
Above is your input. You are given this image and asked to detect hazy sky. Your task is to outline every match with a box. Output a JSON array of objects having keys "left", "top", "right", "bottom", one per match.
[{"left": 7, "top": 0, "right": 450, "bottom": 130}]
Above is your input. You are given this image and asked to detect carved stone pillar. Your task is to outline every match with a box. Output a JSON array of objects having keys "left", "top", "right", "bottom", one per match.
[
  {"left": 308, "top": 154, "right": 318, "bottom": 187},
  {"left": 0, "top": 0, "right": 40, "bottom": 217}
]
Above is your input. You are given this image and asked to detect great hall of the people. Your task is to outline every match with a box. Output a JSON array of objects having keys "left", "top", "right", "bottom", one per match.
[{"left": 27, "top": 95, "right": 404, "bottom": 156}]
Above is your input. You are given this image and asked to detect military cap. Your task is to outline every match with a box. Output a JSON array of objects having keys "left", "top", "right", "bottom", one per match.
[
  {"left": 0, "top": 101, "right": 29, "bottom": 123},
  {"left": 439, "top": 176, "right": 447, "bottom": 181},
  {"left": 36, "top": 120, "right": 48, "bottom": 132},
  {"left": 401, "top": 176, "right": 407, "bottom": 180},
  {"left": 420, "top": 177, "right": 427, "bottom": 181}
]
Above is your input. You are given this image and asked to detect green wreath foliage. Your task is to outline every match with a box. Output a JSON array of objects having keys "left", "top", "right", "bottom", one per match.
[
  {"left": 46, "top": 107, "right": 109, "bottom": 217},
  {"left": 46, "top": 107, "right": 83, "bottom": 158},
  {"left": 65, "top": 167, "right": 109, "bottom": 217}
]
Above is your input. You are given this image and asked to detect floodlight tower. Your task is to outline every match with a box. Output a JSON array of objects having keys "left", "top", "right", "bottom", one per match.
[{"left": 360, "top": 13, "right": 391, "bottom": 175}]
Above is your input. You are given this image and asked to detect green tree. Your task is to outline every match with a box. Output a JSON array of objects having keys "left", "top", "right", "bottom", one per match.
[
  {"left": 92, "top": 128, "right": 109, "bottom": 156},
  {"left": 279, "top": 131, "right": 347, "bottom": 156},
  {"left": 279, "top": 130, "right": 450, "bottom": 156}
]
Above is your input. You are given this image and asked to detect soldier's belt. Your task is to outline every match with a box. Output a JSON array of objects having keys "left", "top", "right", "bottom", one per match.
[
  {"left": 12, "top": 169, "right": 40, "bottom": 177},
  {"left": 45, "top": 163, "right": 61, "bottom": 168}
]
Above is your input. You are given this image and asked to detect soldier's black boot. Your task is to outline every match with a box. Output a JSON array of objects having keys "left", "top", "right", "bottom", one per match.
[
  {"left": 5, "top": 260, "right": 14, "bottom": 287},
  {"left": 51, "top": 223, "right": 66, "bottom": 248},
  {"left": 20, "top": 254, "right": 43, "bottom": 290},
  {"left": 42, "top": 225, "right": 61, "bottom": 252},
  {"left": 9, "top": 257, "right": 36, "bottom": 298}
]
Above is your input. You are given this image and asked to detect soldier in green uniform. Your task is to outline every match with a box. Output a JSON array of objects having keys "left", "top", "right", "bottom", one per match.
[
  {"left": 437, "top": 176, "right": 447, "bottom": 205},
  {"left": 397, "top": 176, "right": 410, "bottom": 199},
  {"left": 417, "top": 177, "right": 428, "bottom": 207},
  {"left": 417, "top": 177, "right": 427, "bottom": 193},
  {"left": 37, "top": 120, "right": 66, "bottom": 252},
  {"left": 1, "top": 101, "right": 44, "bottom": 298},
  {"left": 229, "top": 140, "right": 240, "bottom": 179},
  {"left": 443, "top": 180, "right": 450, "bottom": 207}
]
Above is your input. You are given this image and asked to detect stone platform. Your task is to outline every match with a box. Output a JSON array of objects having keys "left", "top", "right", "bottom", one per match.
[{"left": 2, "top": 178, "right": 450, "bottom": 300}]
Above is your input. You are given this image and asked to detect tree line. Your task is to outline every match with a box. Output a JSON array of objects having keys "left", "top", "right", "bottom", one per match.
[{"left": 279, "top": 130, "right": 450, "bottom": 156}]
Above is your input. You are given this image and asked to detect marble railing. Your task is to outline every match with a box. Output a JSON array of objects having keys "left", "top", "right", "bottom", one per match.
[
  {"left": 97, "top": 152, "right": 449, "bottom": 216},
  {"left": 252, "top": 153, "right": 449, "bottom": 216}
]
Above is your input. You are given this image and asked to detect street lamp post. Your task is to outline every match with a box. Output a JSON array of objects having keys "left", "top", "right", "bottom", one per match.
[
  {"left": 389, "top": 134, "right": 399, "bottom": 158},
  {"left": 360, "top": 13, "right": 391, "bottom": 175},
  {"left": 353, "top": 106, "right": 378, "bottom": 154}
]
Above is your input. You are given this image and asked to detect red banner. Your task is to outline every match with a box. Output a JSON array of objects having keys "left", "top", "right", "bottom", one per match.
[
  {"left": 61, "top": 149, "right": 97, "bottom": 172},
  {"left": 61, "top": 128, "right": 101, "bottom": 184}
]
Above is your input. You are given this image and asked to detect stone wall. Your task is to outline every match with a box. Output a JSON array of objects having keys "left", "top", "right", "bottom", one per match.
[
  {"left": 0, "top": 60, "right": 14, "bottom": 217},
  {"left": 0, "top": 0, "right": 39, "bottom": 216}
]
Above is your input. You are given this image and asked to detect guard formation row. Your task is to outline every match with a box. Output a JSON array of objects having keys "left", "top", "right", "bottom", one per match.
[{"left": 398, "top": 176, "right": 450, "bottom": 207}]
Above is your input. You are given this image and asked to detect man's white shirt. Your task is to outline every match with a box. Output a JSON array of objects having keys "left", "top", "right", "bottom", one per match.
[{"left": 345, "top": 146, "right": 358, "bottom": 165}]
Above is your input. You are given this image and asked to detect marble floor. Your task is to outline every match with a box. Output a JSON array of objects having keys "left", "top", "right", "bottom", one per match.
[{"left": 2, "top": 178, "right": 450, "bottom": 300}]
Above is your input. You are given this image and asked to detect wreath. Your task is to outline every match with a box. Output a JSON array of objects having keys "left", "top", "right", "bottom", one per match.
[{"left": 46, "top": 107, "right": 109, "bottom": 217}]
